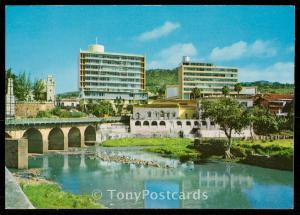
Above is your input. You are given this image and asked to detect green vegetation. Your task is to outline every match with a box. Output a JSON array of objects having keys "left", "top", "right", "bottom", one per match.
[
  {"left": 56, "top": 91, "right": 79, "bottom": 99},
  {"left": 20, "top": 182, "right": 102, "bottom": 209},
  {"left": 190, "top": 87, "right": 202, "bottom": 100},
  {"left": 196, "top": 138, "right": 293, "bottom": 170},
  {"left": 146, "top": 69, "right": 178, "bottom": 95},
  {"left": 81, "top": 100, "right": 115, "bottom": 117},
  {"left": 221, "top": 86, "right": 230, "bottom": 96},
  {"left": 234, "top": 83, "right": 243, "bottom": 95},
  {"left": 5, "top": 68, "right": 50, "bottom": 102},
  {"left": 102, "top": 138, "right": 199, "bottom": 161},
  {"left": 241, "top": 81, "right": 294, "bottom": 94},
  {"left": 36, "top": 107, "right": 86, "bottom": 118},
  {"left": 201, "top": 97, "right": 249, "bottom": 158},
  {"left": 234, "top": 139, "right": 293, "bottom": 156},
  {"left": 33, "top": 79, "right": 46, "bottom": 101}
]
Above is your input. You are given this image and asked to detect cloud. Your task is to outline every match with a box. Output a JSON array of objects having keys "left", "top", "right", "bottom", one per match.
[
  {"left": 148, "top": 43, "right": 197, "bottom": 69},
  {"left": 239, "top": 62, "right": 294, "bottom": 83},
  {"left": 209, "top": 40, "right": 277, "bottom": 61},
  {"left": 137, "top": 21, "right": 180, "bottom": 41}
]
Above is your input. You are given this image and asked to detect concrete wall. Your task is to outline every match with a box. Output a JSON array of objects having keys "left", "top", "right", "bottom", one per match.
[
  {"left": 15, "top": 102, "right": 55, "bottom": 118},
  {"left": 5, "top": 138, "right": 28, "bottom": 169}
]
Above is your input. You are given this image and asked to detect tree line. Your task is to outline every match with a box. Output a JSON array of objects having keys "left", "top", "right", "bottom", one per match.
[{"left": 5, "top": 68, "right": 48, "bottom": 102}]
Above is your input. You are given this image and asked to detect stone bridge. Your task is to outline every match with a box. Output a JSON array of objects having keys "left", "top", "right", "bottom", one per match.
[{"left": 5, "top": 117, "right": 121, "bottom": 154}]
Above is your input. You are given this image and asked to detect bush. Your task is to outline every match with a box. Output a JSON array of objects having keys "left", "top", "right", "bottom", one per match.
[
  {"left": 36, "top": 111, "right": 51, "bottom": 118},
  {"left": 51, "top": 107, "right": 61, "bottom": 116}
]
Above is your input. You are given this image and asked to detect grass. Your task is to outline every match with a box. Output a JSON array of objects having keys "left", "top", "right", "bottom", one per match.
[
  {"left": 102, "top": 138, "right": 199, "bottom": 161},
  {"left": 234, "top": 139, "right": 293, "bottom": 156},
  {"left": 20, "top": 182, "right": 103, "bottom": 209}
]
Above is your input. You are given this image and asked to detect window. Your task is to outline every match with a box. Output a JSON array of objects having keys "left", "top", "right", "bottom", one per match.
[
  {"left": 186, "top": 121, "right": 191, "bottom": 126},
  {"left": 147, "top": 112, "right": 151, "bottom": 118}
]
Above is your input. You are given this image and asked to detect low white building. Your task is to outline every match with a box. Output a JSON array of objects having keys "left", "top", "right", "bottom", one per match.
[
  {"left": 57, "top": 98, "right": 80, "bottom": 109},
  {"left": 130, "top": 101, "right": 251, "bottom": 138}
]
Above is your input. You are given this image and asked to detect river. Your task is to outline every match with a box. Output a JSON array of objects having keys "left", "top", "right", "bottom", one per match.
[{"left": 24, "top": 146, "right": 293, "bottom": 209}]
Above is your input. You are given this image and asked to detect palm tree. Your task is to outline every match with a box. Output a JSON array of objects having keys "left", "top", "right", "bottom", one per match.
[
  {"left": 190, "top": 87, "right": 202, "bottom": 100},
  {"left": 33, "top": 79, "right": 46, "bottom": 101},
  {"left": 234, "top": 83, "right": 243, "bottom": 95},
  {"left": 222, "top": 86, "right": 230, "bottom": 97}
]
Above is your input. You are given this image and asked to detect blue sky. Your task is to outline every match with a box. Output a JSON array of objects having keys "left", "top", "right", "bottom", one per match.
[{"left": 6, "top": 5, "right": 295, "bottom": 93}]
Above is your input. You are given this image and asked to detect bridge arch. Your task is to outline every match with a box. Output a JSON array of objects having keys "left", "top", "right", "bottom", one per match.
[
  {"left": 84, "top": 125, "right": 96, "bottom": 146},
  {"left": 23, "top": 128, "right": 43, "bottom": 153},
  {"left": 48, "top": 127, "right": 64, "bottom": 150},
  {"left": 68, "top": 127, "right": 81, "bottom": 147}
]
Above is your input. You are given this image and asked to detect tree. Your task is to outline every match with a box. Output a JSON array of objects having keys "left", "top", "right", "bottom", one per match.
[
  {"left": 222, "top": 86, "right": 230, "bottom": 97},
  {"left": 157, "top": 85, "right": 166, "bottom": 98},
  {"left": 234, "top": 83, "right": 243, "bottom": 95},
  {"left": 14, "top": 72, "right": 32, "bottom": 101},
  {"left": 33, "top": 79, "right": 46, "bottom": 101},
  {"left": 114, "top": 97, "right": 125, "bottom": 116},
  {"left": 201, "top": 98, "right": 249, "bottom": 159},
  {"left": 190, "top": 87, "right": 202, "bottom": 100},
  {"left": 251, "top": 106, "right": 278, "bottom": 137}
]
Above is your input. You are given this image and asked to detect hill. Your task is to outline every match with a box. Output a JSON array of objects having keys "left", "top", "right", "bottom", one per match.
[{"left": 146, "top": 69, "right": 178, "bottom": 94}]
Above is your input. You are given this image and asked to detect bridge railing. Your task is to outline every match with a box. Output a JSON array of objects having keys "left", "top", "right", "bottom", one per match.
[{"left": 5, "top": 117, "right": 122, "bottom": 126}]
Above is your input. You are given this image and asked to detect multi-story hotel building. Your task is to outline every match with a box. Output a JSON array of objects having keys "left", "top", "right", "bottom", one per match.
[
  {"left": 178, "top": 56, "right": 239, "bottom": 99},
  {"left": 79, "top": 43, "right": 147, "bottom": 101}
]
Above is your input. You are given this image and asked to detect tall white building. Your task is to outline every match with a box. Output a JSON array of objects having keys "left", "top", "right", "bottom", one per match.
[{"left": 79, "top": 43, "right": 147, "bottom": 101}]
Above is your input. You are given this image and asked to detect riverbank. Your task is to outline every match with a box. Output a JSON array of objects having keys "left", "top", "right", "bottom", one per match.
[
  {"left": 195, "top": 139, "right": 293, "bottom": 171},
  {"left": 101, "top": 138, "right": 199, "bottom": 162},
  {"left": 101, "top": 137, "right": 293, "bottom": 170},
  {"left": 12, "top": 169, "right": 104, "bottom": 209}
]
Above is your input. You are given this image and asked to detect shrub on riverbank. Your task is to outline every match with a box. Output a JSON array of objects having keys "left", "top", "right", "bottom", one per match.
[
  {"left": 20, "top": 181, "right": 102, "bottom": 209},
  {"left": 102, "top": 138, "right": 199, "bottom": 161},
  {"left": 195, "top": 138, "right": 293, "bottom": 170}
]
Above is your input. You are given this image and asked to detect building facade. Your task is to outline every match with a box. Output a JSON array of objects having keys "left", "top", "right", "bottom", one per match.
[
  {"left": 130, "top": 99, "right": 251, "bottom": 138},
  {"left": 253, "top": 94, "right": 294, "bottom": 116},
  {"left": 178, "top": 56, "right": 239, "bottom": 99},
  {"left": 79, "top": 43, "right": 147, "bottom": 101},
  {"left": 56, "top": 98, "right": 80, "bottom": 109}
]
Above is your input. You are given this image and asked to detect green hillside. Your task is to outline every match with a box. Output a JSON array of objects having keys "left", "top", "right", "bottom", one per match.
[{"left": 146, "top": 69, "right": 178, "bottom": 94}]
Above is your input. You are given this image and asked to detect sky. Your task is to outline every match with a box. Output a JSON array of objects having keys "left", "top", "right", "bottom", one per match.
[{"left": 6, "top": 5, "right": 295, "bottom": 94}]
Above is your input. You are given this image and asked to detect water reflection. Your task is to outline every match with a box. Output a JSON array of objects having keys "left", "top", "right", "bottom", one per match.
[{"left": 27, "top": 148, "right": 293, "bottom": 209}]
